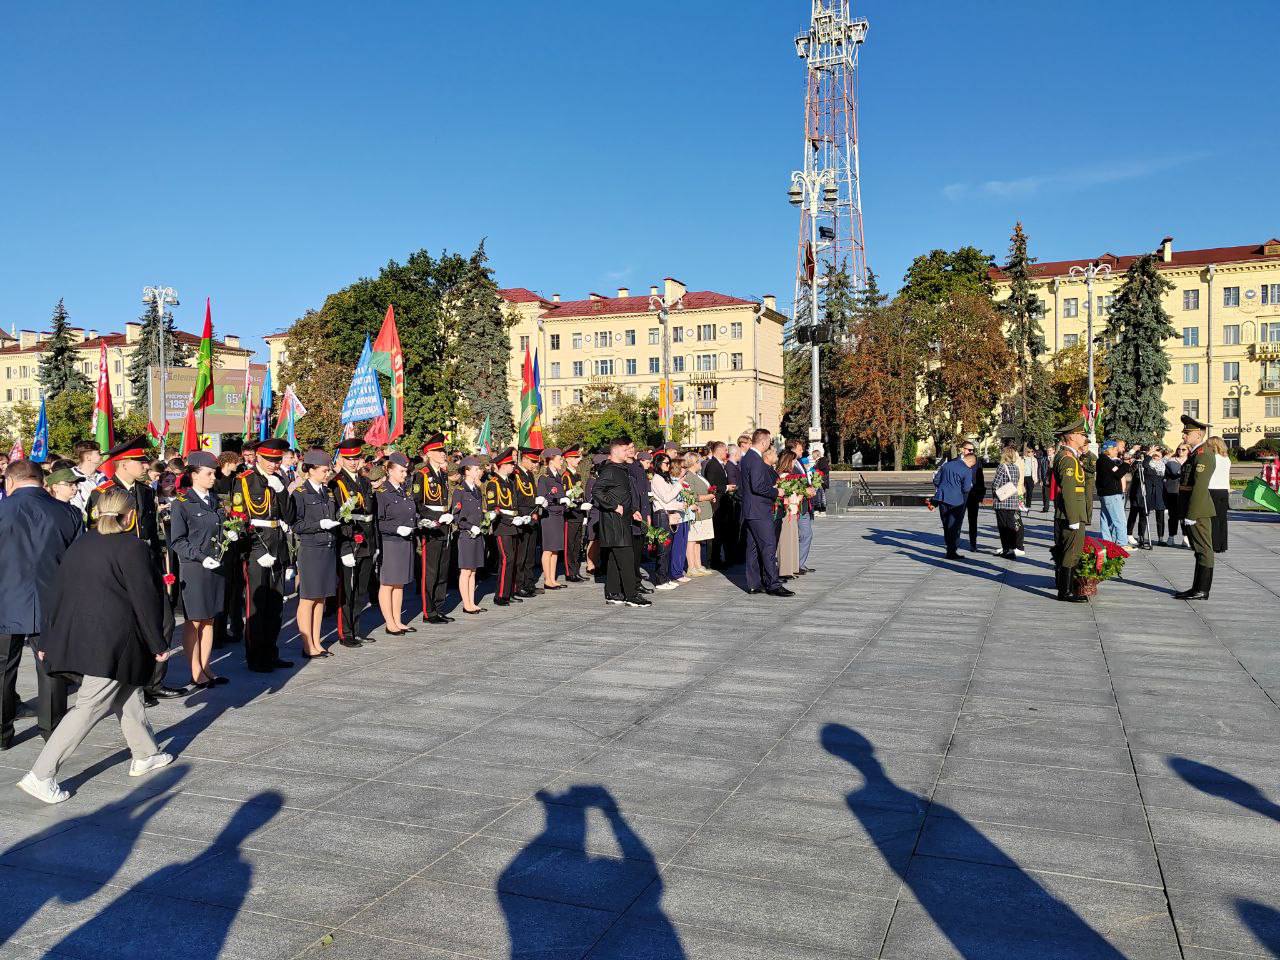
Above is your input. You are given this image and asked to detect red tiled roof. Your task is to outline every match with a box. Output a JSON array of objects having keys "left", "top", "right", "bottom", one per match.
[
  {"left": 990, "top": 240, "right": 1280, "bottom": 280},
  {"left": 538, "top": 291, "right": 755, "bottom": 320},
  {"left": 498, "top": 287, "right": 550, "bottom": 305},
  {"left": 0, "top": 329, "right": 249, "bottom": 356}
]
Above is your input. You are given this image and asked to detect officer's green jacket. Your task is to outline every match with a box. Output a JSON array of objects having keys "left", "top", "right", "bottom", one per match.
[
  {"left": 1181, "top": 444, "right": 1219, "bottom": 521},
  {"left": 1053, "top": 448, "right": 1090, "bottom": 527}
]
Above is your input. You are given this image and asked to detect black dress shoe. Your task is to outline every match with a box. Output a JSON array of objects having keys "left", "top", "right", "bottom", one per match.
[
  {"left": 272, "top": 659, "right": 294, "bottom": 669},
  {"left": 401, "top": 627, "right": 418, "bottom": 634},
  {"left": 340, "top": 639, "right": 364, "bottom": 648},
  {"left": 143, "top": 693, "right": 159, "bottom": 706},
  {"left": 0, "top": 737, "right": 11, "bottom": 751},
  {"left": 463, "top": 608, "right": 488, "bottom": 615},
  {"left": 443, "top": 615, "right": 456, "bottom": 623},
  {"left": 427, "top": 614, "right": 450, "bottom": 625},
  {"left": 150, "top": 686, "right": 189, "bottom": 699},
  {"left": 212, "top": 676, "right": 230, "bottom": 686},
  {"left": 517, "top": 589, "right": 537, "bottom": 599},
  {"left": 1057, "top": 594, "right": 1088, "bottom": 603},
  {"left": 747, "top": 588, "right": 763, "bottom": 595},
  {"left": 766, "top": 587, "right": 796, "bottom": 597},
  {"left": 493, "top": 598, "right": 513, "bottom": 606},
  {"left": 801, "top": 566, "right": 816, "bottom": 573},
  {"left": 564, "top": 576, "right": 586, "bottom": 583},
  {"left": 303, "top": 650, "right": 333, "bottom": 659},
  {"left": 361, "top": 634, "right": 377, "bottom": 644}
]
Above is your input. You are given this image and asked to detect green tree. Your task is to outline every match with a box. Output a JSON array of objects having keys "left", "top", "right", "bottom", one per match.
[
  {"left": 1102, "top": 254, "right": 1176, "bottom": 443},
  {"left": 37, "top": 299, "right": 91, "bottom": 395},
  {"left": 550, "top": 383, "right": 685, "bottom": 451},
  {"left": 127, "top": 307, "right": 192, "bottom": 406},
  {"left": 998, "top": 223, "right": 1055, "bottom": 447},
  {"left": 782, "top": 262, "right": 859, "bottom": 450},
  {"left": 899, "top": 246, "right": 994, "bottom": 307},
  {"left": 451, "top": 242, "right": 515, "bottom": 448}
]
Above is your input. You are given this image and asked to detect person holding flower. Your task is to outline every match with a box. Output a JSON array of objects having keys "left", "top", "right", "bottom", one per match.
[
  {"left": 453, "top": 456, "right": 489, "bottom": 614},
  {"left": 648, "top": 453, "right": 683, "bottom": 590},
  {"left": 681, "top": 453, "right": 715, "bottom": 577},
  {"left": 329, "top": 439, "right": 376, "bottom": 647},
  {"left": 169, "top": 451, "right": 231, "bottom": 688},
  {"left": 775, "top": 450, "right": 802, "bottom": 578}
]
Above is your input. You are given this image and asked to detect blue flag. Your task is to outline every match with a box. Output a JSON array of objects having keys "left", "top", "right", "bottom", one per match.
[
  {"left": 257, "top": 367, "right": 273, "bottom": 441},
  {"left": 533, "top": 349, "right": 543, "bottom": 414},
  {"left": 30, "top": 395, "right": 48, "bottom": 463},
  {"left": 340, "top": 336, "right": 386, "bottom": 424}
]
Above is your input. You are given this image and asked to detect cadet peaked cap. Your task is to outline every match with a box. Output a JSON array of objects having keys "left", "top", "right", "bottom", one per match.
[
  {"left": 105, "top": 437, "right": 150, "bottom": 462},
  {"left": 302, "top": 449, "right": 331, "bottom": 469},
  {"left": 562, "top": 444, "right": 582, "bottom": 457},
  {"left": 386, "top": 452, "right": 410, "bottom": 468},
  {"left": 519, "top": 447, "right": 542, "bottom": 459},
  {"left": 542, "top": 448, "right": 563, "bottom": 459},
  {"left": 492, "top": 447, "right": 516, "bottom": 466},
  {"left": 1055, "top": 417, "right": 1087, "bottom": 437},
  {"left": 186, "top": 451, "right": 217, "bottom": 470},
  {"left": 459, "top": 455, "right": 483, "bottom": 468},
  {"left": 1180, "top": 413, "right": 1209, "bottom": 431},
  {"left": 257, "top": 438, "right": 289, "bottom": 460},
  {"left": 421, "top": 433, "right": 446, "bottom": 453},
  {"left": 336, "top": 439, "right": 365, "bottom": 457}
]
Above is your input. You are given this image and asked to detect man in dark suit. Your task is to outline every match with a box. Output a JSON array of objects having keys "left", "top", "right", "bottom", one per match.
[
  {"left": 741, "top": 429, "right": 793, "bottom": 597},
  {"left": 0, "top": 460, "right": 83, "bottom": 748},
  {"left": 594, "top": 439, "right": 651, "bottom": 607},
  {"left": 703, "top": 441, "right": 732, "bottom": 569},
  {"left": 626, "top": 446, "right": 653, "bottom": 593}
]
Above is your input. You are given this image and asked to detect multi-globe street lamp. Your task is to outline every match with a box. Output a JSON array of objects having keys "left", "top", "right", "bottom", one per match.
[
  {"left": 1067, "top": 261, "right": 1111, "bottom": 448},
  {"left": 141, "top": 285, "right": 179, "bottom": 455},
  {"left": 789, "top": 168, "right": 839, "bottom": 442}
]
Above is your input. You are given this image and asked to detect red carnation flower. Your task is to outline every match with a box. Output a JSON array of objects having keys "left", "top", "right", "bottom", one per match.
[
  {"left": 353, "top": 533, "right": 365, "bottom": 544},
  {"left": 163, "top": 573, "right": 176, "bottom": 587}
]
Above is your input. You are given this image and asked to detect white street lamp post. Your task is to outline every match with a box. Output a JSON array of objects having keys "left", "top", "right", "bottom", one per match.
[
  {"left": 789, "top": 168, "right": 838, "bottom": 442},
  {"left": 141, "top": 285, "right": 179, "bottom": 455},
  {"left": 1067, "top": 262, "right": 1110, "bottom": 447}
]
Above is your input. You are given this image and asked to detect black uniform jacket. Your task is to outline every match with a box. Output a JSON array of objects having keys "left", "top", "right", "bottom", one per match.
[{"left": 592, "top": 461, "right": 636, "bottom": 549}]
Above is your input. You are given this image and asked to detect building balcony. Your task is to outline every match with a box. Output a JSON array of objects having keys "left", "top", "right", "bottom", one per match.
[
  {"left": 694, "top": 398, "right": 717, "bottom": 411},
  {"left": 1260, "top": 378, "right": 1280, "bottom": 394},
  {"left": 1250, "top": 342, "right": 1280, "bottom": 361}
]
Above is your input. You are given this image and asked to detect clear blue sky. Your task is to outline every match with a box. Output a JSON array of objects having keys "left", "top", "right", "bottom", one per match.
[{"left": 2, "top": 0, "right": 1277, "bottom": 361}]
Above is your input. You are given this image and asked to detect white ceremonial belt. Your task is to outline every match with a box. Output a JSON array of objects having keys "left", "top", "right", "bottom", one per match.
[
  {"left": 350, "top": 513, "right": 372, "bottom": 522},
  {"left": 425, "top": 505, "right": 445, "bottom": 512},
  {"left": 250, "top": 519, "right": 279, "bottom": 528},
  {"left": 499, "top": 509, "right": 516, "bottom": 516}
]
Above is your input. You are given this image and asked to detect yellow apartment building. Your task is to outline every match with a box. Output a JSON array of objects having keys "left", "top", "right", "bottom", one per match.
[
  {"left": 991, "top": 236, "right": 1280, "bottom": 451},
  {"left": 500, "top": 277, "right": 787, "bottom": 448}
]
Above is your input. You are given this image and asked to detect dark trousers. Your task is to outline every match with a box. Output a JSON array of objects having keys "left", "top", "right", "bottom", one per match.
[
  {"left": 709, "top": 507, "right": 731, "bottom": 568},
  {"left": 633, "top": 532, "right": 646, "bottom": 581},
  {"left": 941, "top": 504, "right": 966, "bottom": 557},
  {"left": 1040, "top": 475, "right": 1050, "bottom": 511},
  {"left": 1024, "top": 479, "right": 1035, "bottom": 507},
  {"left": 516, "top": 527, "right": 539, "bottom": 592},
  {"left": 564, "top": 517, "right": 584, "bottom": 578},
  {"left": 743, "top": 516, "right": 781, "bottom": 591},
  {"left": 1185, "top": 518, "right": 1215, "bottom": 569},
  {"left": 1, "top": 634, "right": 67, "bottom": 744},
  {"left": 337, "top": 554, "right": 374, "bottom": 641},
  {"left": 494, "top": 533, "right": 517, "bottom": 600},
  {"left": 966, "top": 499, "right": 981, "bottom": 550},
  {"left": 995, "top": 509, "right": 1024, "bottom": 553},
  {"left": 420, "top": 536, "right": 450, "bottom": 616},
  {"left": 215, "top": 550, "right": 245, "bottom": 645},
  {"left": 651, "top": 515, "right": 672, "bottom": 585},
  {"left": 246, "top": 557, "right": 285, "bottom": 668},
  {"left": 604, "top": 543, "right": 639, "bottom": 601}
]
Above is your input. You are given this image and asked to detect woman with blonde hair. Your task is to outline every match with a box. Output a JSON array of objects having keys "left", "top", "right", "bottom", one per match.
[
  {"left": 991, "top": 445, "right": 1025, "bottom": 558},
  {"left": 681, "top": 453, "right": 715, "bottom": 576},
  {"left": 1207, "top": 436, "right": 1231, "bottom": 554}
]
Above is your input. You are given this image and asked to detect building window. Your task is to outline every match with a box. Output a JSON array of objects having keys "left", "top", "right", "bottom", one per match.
[
  {"left": 572, "top": 361, "right": 584, "bottom": 377},
  {"left": 1183, "top": 327, "right": 1199, "bottom": 347},
  {"left": 3, "top": 367, "right": 8, "bottom": 379},
  {"left": 550, "top": 334, "right": 560, "bottom": 350},
  {"left": 1222, "top": 324, "right": 1241, "bottom": 345},
  {"left": 1062, "top": 334, "right": 1080, "bottom": 348},
  {"left": 572, "top": 333, "right": 583, "bottom": 350},
  {"left": 1223, "top": 361, "right": 1240, "bottom": 382},
  {"left": 699, "top": 413, "right": 714, "bottom": 431},
  {"left": 1183, "top": 399, "right": 1200, "bottom": 419},
  {"left": 1223, "top": 286, "right": 1241, "bottom": 308},
  {"left": 572, "top": 388, "right": 583, "bottom": 404},
  {"left": 1223, "top": 397, "right": 1240, "bottom": 419},
  {"left": 731, "top": 322, "right": 743, "bottom": 339},
  {"left": 731, "top": 352, "right": 744, "bottom": 371},
  {"left": 549, "top": 362, "right": 560, "bottom": 378},
  {"left": 594, "top": 331, "right": 611, "bottom": 348},
  {"left": 625, "top": 358, "right": 637, "bottom": 375},
  {"left": 4, "top": 390, "right": 9, "bottom": 402},
  {"left": 697, "top": 323, "right": 715, "bottom": 342},
  {"left": 1062, "top": 298, "right": 1078, "bottom": 318},
  {"left": 672, "top": 327, "right": 684, "bottom": 344},
  {"left": 624, "top": 329, "right": 636, "bottom": 346},
  {"left": 696, "top": 354, "right": 717, "bottom": 372},
  {"left": 1262, "top": 322, "right": 1280, "bottom": 343},
  {"left": 1097, "top": 295, "right": 1114, "bottom": 316},
  {"left": 113, "top": 360, "right": 122, "bottom": 373},
  {"left": 648, "top": 357, "right": 660, "bottom": 374},
  {"left": 648, "top": 328, "right": 659, "bottom": 345},
  {"left": 672, "top": 385, "right": 684, "bottom": 402},
  {"left": 1267, "top": 396, "right": 1280, "bottom": 418},
  {"left": 671, "top": 356, "right": 685, "bottom": 372},
  {"left": 519, "top": 335, "right": 530, "bottom": 352},
  {"left": 1262, "top": 284, "right": 1280, "bottom": 305},
  {"left": 551, "top": 389, "right": 561, "bottom": 407},
  {"left": 593, "top": 359, "right": 614, "bottom": 376},
  {"left": 1183, "top": 363, "right": 1199, "bottom": 384},
  {"left": 1183, "top": 290, "right": 1200, "bottom": 311}
]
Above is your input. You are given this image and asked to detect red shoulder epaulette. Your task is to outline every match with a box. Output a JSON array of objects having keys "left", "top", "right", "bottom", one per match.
[{"left": 95, "top": 480, "right": 113, "bottom": 493}]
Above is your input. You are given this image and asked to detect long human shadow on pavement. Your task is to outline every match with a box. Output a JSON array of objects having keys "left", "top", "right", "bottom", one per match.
[
  {"left": 0, "top": 765, "right": 188, "bottom": 947},
  {"left": 1237, "top": 900, "right": 1280, "bottom": 957},
  {"left": 499, "top": 785, "right": 685, "bottom": 959},
  {"left": 1167, "top": 757, "right": 1280, "bottom": 822},
  {"left": 821, "top": 723, "right": 1128, "bottom": 959},
  {"left": 44, "top": 791, "right": 284, "bottom": 960}
]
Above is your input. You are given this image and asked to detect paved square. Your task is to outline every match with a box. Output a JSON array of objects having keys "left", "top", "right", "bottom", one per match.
[{"left": 1, "top": 509, "right": 1278, "bottom": 959}]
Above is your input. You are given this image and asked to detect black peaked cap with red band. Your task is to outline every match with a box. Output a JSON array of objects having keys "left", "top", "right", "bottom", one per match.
[
  {"left": 257, "top": 438, "right": 289, "bottom": 461},
  {"left": 336, "top": 439, "right": 365, "bottom": 458},
  {"left": 104, "top": 436, "right": 150, "bottom": 463},
  {"left": 421, "top": 432, "right": 446, "bottom": 454},
  {"left": 492, "top": 446, "right": 516, "bottom": 467}
]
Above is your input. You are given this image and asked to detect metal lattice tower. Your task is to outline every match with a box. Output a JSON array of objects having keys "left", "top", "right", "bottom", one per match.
[{"left": 793, "top": 0, "right": 868, "bottom": 314}]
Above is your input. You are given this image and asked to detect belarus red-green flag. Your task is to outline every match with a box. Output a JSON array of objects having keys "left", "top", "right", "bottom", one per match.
[
  {"left": 192, "top": 297, "right": 215, "bottom": 411},
  {"left": 518, "top": 345, "right": 543, "bottom": 448},
  {"left": 93, "top": 340, "right": 114, "bottom": 453},
  {"left": 370, "top": 305, "right": 404, "bottom": 442},
  {"left": 180, "top": 397, "right": 200, "bottom": 457}
]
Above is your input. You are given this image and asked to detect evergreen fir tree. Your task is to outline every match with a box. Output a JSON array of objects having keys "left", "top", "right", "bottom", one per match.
[
  {"left": 782, "top": 262, "right": 860, "bottom": 454},
  {"left": 127, "top": 307, "right": 192, "bottom": 406},
  {"left": 36, "top": 299, "right": 91, "bottom": 395},
  {"left": 1102, "top": 254, "right": 1176, "bottom": 443},
  {"left": 998, "top": 223, "right": 1055, "bottom": 447},
  {"left": 453, "top": 242, "right": 516, "bottom": 447}
]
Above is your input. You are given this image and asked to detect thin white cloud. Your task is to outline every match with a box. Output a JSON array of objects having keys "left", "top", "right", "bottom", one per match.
[{"left": 943, "top": 154, "right": 1207, "bottom": 202}]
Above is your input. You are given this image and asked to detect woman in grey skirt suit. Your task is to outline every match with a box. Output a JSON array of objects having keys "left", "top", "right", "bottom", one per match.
[
  {"left": 377, "top": 452, "right": 417, "bottom": 635},
  {"left": 290, "top": 449, "right": 340, "bottom": 659},
  {"left": 453, "top": 456, "right": 488, "bottom": 614},
  {"left": 169, "top": 450, "right": 230, "bottom": 689},
  {"left": 537, "top": 448, "right": 567, "bottom": 590}
]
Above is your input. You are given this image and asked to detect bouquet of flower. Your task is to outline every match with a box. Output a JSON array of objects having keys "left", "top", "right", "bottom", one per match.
[
  {"left": 337, "top": 494, "right": 361, "bottom": 523},
  {"left": 1076, "top": 536, "right": 1129, "bottom": 584},
  {"left": 566, "top": 480, "right": 585, "bottom": 506},
  {"left": 643, "top": 521, "right": 672, "bottom": 551},
  {"left": 777, "top": 477, "right": 810, "bottom": 498},
  {"left": 678, "top": 488, "right": 697, "bottom": 507},
  {"left": 211, "top": 515, "right": 248, "bottom": 562},
  {"left": 476, "top": 509, "right": 498, "bottom": 536}
]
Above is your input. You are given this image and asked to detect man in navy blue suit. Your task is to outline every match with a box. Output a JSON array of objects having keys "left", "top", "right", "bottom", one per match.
[
  {"left": 740, "top": 429, "right": 794, "bottom": 597},
  {"left": 0, "top": 460, "right": 83, "bottom": 749}
]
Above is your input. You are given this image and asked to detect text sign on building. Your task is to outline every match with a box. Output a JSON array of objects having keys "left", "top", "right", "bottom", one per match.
[{"left": 147, "top": 367, "right": 265, "bottom": 435}]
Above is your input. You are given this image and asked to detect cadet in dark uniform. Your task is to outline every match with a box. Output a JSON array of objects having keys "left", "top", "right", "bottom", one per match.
[
  {"left": 376, "top": 452, "right": 417, "bottom": 635},
  {"left": 235, "top": 437, "right": 297, "bottom": 672},
  {"left": 169, "top": 451, "right": 231, "bottom": 688},
  {"left": 413, "top": 432, "right": 455, "bottom": 625},
  {"left": 1175, "top": 414, "right": 1219, "bottom": 600},
  {"left": 560, "top": 445, "right": 587, "bottom": 582},
  {"left": 291, "top": 449, "right": 340, "bottom": 658},
  {"left": 513, "top": 448, "right": 542, "bottom": 597},
  {"left": 1051, "top": 418, "right": 1091, "bottom": 603},
  {"left": 330, "top": 439, "right": 376, "bottom": 647},
  {"left": 485, "top": 448, "right": 521, "bottom": 606},
  {"left": 87, "top": 437, "right": 185, "bottom": 701},
  {"left": 454, "top": 456, "right": 488, "bottom": 614},
  {"left": 538, "top": 448, "right": 567, "bottom": 590}
]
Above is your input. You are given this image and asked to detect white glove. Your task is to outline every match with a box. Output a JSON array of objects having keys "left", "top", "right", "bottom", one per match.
[
  {"left": 440, "top": 513, "right": 454, "bottom": 524},
  {"left": 225, "top": 530, "right": 239, "bottom": 541},
  {"left": 580, "top": 501, "right": 592, "bottom": 511},
  {"left": 1183, "top": 519, "right": 1196, "bottom": 526},
  {"left": 266, "top": 475, "right": 284, "bottom": 493},
  {"left": 396, "top": 525, "right": 413, "bottom": 537},
  {"left": 256, "top": 553, "right": 276, "bottom": 568},
  {"left": 201, "top": 556, "right": 220, "bottom": 570},
  {"left": 535, "top": 496, "right": 548, "bottom": 506},
  {"left": 320, "top": 518, "right": 340, "bottom": 530},
  {"left": 1069, "top": 523, "right": 1082, "bottom": 530},
  {"left": 559, "top": 497, "right": 571, "bottom": 505},
  {"left": 469, "top": 525, "right": 481, "bottom": 536},
  {"left": 418, "top": 518, "right": 437, "bottom": 529},
  {"left": 341, "top": 553, "right": 356, "bottom": 568}
]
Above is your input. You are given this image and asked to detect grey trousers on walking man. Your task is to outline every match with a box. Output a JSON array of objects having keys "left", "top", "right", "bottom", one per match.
[{"left": 29, "top": 675, "right": 160, "bottom": 782}]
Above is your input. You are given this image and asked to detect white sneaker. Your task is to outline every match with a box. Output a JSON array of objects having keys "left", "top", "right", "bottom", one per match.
[
  {"left": 17, "top": 772, "right": 68, "bottom": 804},
  {"left": 1127, "top": 536, "right": 1138, "bottom": 546},
  {"left": 655, "top": 582, "right": 678, "bottom": 591},
  {"left": 1012, "top": 549, "right": 1026, "bottom": 558},
  {"left": 677, "top": 576, "right": 692, "bottom": 583},
  {"left": 129, "top": 753, "right": 174, "bottom": 777}
]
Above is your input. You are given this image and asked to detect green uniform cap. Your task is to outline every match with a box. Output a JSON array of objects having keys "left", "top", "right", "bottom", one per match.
[
  {"left": 1055, "top": 416, "right": 1087, "bottom": 437},
  {"left": 1180, "top": 413, "right": 1209, "bottom": 431}
]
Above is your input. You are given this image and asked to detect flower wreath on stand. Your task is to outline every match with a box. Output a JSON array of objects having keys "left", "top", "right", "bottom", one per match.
[{"left": 1074, "top": 536, "right": 1129, "bottom": 596}]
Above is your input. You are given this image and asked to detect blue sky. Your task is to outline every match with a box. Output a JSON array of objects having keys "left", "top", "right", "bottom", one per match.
[{"left": 2, "top": 0, "right": 1277, "bottom": 360}]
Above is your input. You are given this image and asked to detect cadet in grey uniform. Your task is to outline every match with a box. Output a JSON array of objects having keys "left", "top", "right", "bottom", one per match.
[
  {"left": 376, "top": 452, "right": 418, "bottom": 636},
  {"left": 169, "top": 450, "right": 231, "bottom": 687},
  {"left": 291, "top": 448, "right": 340, "bottom": 658}
]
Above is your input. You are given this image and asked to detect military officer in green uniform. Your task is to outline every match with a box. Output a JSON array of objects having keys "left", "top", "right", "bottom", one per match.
[
  {"left": 1051, "top": 418, "right": 1091, "bottom": 603},
  {"left": 1174, "top": 414, "right": 1219, "bottom": 600}
]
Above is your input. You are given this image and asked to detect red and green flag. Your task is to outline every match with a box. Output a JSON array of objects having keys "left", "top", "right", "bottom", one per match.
[
  {"left": 179, "top": 398, "right": 200, "bottom": 457},
  {"left": 93, "top": 340, "right": 114, "bottom": 458},
  {"left": 192, "top": 297, "right": 215, "bottom": 412},
  {"left": 370, "top": 305, "right": 404, "bottom": 443},
  {"left": 518, "top": 345, "right": 543, "bottom": 448}
]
